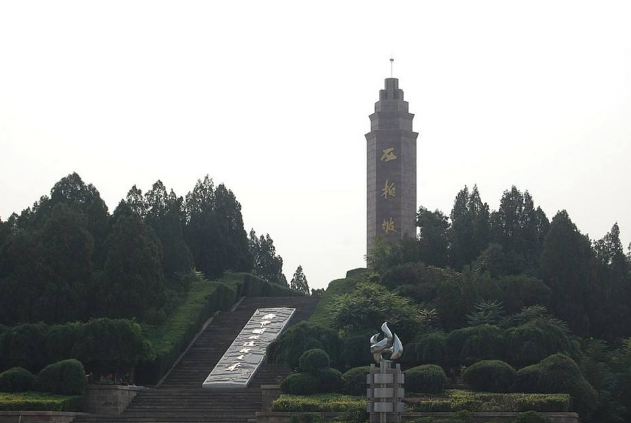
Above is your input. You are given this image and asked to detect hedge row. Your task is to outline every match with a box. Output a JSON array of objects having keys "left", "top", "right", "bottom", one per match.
[
  {"left": 0, "top": 392, "right": 84, "bottom": 412},
  {"left": 405, "top": 390, "right": 570, "bottom": 413},
  {"left": 401, "top": 321, "right": 578, "bottom": 368},
  {"left": 0, "top": 319, "right": 153, "bottom": 373},
  {"left": 271, "top": 393, "right": 366, "bottom": 412}
]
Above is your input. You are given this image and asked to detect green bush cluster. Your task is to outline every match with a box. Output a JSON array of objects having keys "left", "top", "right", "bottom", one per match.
[
  {"left": 234, "top": 273, "right": 302, "bottom": 297},
  {"left": 514, "top": 354, "right": 598, "bottom": 420},
  {"left": 0, "top": 367, "right": 35, "bottom": 392},
  {"left": 341, "top": 366, "right": 371, "bottom": 396},
  {"left": 37, "top": 359, "right": 87, "bottom": 396},
  {"left": 267, "top": 321, "right": 340, "bottom": 369},
  {"left": 462, "top": 360, "right": 517, "bottom": 392},
  {"left": 446, "top": 325, "right": 504, "bottom": 365},
  {"left": 405, "top": 365, "right": 448, "bottom": 393},
  {"left": 281, "top": 350, "right": 342, "bottom": 395},
  {"left": 0, "top": 319, "right": 153, "bottom": 373}
]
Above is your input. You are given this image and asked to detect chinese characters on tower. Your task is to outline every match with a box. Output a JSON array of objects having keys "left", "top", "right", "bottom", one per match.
[{"left": 381, "top": 148, "right": 397, "bottom": 234}]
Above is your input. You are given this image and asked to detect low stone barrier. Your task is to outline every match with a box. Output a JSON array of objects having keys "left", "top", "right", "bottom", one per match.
[
  {"left": 0, "top": 411, "right": 90, "bottom": 423},
  {"left": 255, "top": 411, "right": 580, "bottom": 423},
  {"left": 84, "top": 384, "right": 145, "bottom": 415}
]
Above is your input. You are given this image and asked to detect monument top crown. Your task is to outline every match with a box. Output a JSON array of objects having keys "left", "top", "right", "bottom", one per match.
[{"left": 379, "top": 78, "right": 404, "bottom": 102}]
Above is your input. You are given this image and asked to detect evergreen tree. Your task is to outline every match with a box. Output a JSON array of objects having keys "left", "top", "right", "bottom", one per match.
[
  {"left": 540, "top": 210, "right": 593, "bottom": 335},
  {"left": 416, "top": 207, "right": 450, "bottom": 267},
  {"left": 449, "top": 185, "right": 491, "bottom": 269},
  {"left": 98, "top": 201, "right": 165, "bottom": 320},
  {"left": 290, "top": 265, "right": 310, "bottom": 295},
  {"left": 249, "top": 229, "right": 287, "bottom": 286}
]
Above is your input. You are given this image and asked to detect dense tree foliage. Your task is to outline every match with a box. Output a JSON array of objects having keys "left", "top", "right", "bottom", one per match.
[
  {"left": 290, "top": 265, "right": 310, "bottom": 295},
  {"left": 248, "top": 229, "right": 288, "bottom": 286},
  {"left": 0, "top": 173, "right": 272, "bottom": 325}
]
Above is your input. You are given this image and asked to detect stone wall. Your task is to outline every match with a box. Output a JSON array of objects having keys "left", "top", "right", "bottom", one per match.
[
  {"left": 83, "top": 385, "right": 145, "bottom": 415},
  {"left": 261, "top": 385, "right": 282, "bottom": 412},
  {"left": 0, "top": 411, "right": 89, "bottom": 423}
]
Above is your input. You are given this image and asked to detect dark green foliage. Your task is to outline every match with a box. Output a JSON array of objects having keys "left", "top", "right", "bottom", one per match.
[
  {"left": 271, "top": 393, "right": 366, "bottom": 412},
  {"left": 445, "top": 325, "right": 504, "bottom": 365},
  {"left": 72, "top": 318, "right": 154, "bottom": 368},
  {"left": 461, "top": 360, "right": 516, "bottom": 392},
  {"left": 540, "top": 211, "right": 593, "bottom": 336},
  {"left": 340, "top": 331, "right": 374, "bottom": 367},
  {"left": 466, "top": 300, "right": 505, "bottom": 326},
  {"left": 185, "top": 177, "right": 252, "bottom": 279},
  {"left": 512, "top": 411, "right": 552, "bottom": 423},
  {"left": 409, "top": 333, "right": 447, "bottom": 365},
  {"left": 288, "top": 413, "right": 323, "bottom": 423},
  {"left": 341, "top": 366, "right": 371, "bottom": 396},
  {"left": 315, "top": 368, "right": 342, "bottom": 393},
  {"left": 98, "top": 205, "right": 166, "bottom": 320},
  {"left": 0, "top": 367, "right": 34, "bottom": 392},
  {"left": 46, "top": 323, "right": 81, "bottom": 363},
  {"left": 331, "top": 282, "right": 420, "bottom": 342},
  {"left": 280, "top": 372, "right": 320, "bottom": 395},
  {"left": 290, "top": 265, "right": 310, "bottom": 295},
  {"left": 449, "top": 185, "right": 491, "bottom": 270},
  {"left": 416, "top": 206, "right": 450, "bottom": 268},
  {"left": 405, "top": 364, "right": 448, "bottom": 393},
  {"left": 267, "top": 321, "right": 340, "bottom": 368},
  {"left": 299, "top": 349, "right": 330, "bottom": 372},
  {"left": 514, "top": 354, "right": 598, "bottom": 419},
  {"left": 0, "top": 323, "right": 50, "bottom": 372},
  {"left": 504, "top": 320, "right": 574, "bottom": 366},
  {"left": 249, "top": 229, "right": 287, "bottom": 286},
  {"left": 37, "top": 359, "right": 87, "bottom": 395}
]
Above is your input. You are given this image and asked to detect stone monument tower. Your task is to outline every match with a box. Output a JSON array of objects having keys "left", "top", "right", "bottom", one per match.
[{"left": 366, "top": 77, "right": 418, "bottom": 255}]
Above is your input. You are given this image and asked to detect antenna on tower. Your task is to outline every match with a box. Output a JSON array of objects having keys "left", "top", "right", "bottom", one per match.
[{"left": 390, "top": 56, "right": 394, "bottom": 78}]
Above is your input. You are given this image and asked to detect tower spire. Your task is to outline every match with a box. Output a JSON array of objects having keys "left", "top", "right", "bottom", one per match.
[{"left": 390, "top": 56, "right": 394, "bottom": 78}]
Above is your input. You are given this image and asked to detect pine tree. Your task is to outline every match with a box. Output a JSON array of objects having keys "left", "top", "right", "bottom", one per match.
[{"left": 290, "top": 265, "right": 310, "bottom": 295}]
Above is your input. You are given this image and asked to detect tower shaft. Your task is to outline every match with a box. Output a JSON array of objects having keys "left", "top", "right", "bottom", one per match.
[{"left": 366, "top": 78, "right": 418, "bottom": 256}]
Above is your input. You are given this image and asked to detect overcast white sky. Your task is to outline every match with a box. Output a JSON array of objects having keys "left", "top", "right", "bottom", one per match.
[{"left": 1, "top": 1, "right": 630, "bottom": 289}]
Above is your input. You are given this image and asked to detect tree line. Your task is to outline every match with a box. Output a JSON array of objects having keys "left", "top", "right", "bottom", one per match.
[
  {"left": 0, "top": 173, "right": 309, "bottom": 326},
  {"left": 371, "top": 185, "right": 631, "bottom": 342}
]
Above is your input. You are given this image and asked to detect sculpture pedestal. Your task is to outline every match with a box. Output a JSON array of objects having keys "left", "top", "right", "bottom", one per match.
[{"left": 366, "top": 360, "right": 404, "bottom": 423}]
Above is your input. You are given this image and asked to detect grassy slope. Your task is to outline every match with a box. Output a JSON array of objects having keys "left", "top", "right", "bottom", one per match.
[
  {"left": 143, "top": 272, "right": 224, "bottom": 353},
  {"left": 309, "top": 268, "right": 368, "bottom": 328}
]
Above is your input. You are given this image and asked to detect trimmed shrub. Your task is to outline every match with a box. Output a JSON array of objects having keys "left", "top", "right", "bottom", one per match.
[
  {"left": 462, "top": 360, "right": 516, "bottom": 393},
  {"left": 0, "top": 392, "right": 84, "bottom": 411},
  {"left": 405, "top": 364, "right": 447, "bottom": 393},
  {"left": 271, "top": 393, "right": 366, "bottom": 412},
  {"left": 445, "top": 325, "right": 504, "bottom": 365},
  {"left": 280, "top": 372, "right": 320, "bottom": 395},
  {"left": 316, "top": 368, "right": 343, "bottom": 393},
  {"left": 414, "top": 333, "right": 447, "bottom": 364},
  {"left": 515, "top": 365, "right": 542, "bottom": 393},
  {"left": 513, "top": 411, "right": 552, "bottom": 423},
  {"left": 37, "top": 359, "right": 87, "bottom": 395},
  {"left": 0, "top": 367, "right": 35, "bottom": 392},
  {"left": 342, "top": 366, "right": 371, "bottom": 396},
  {"left": 267, "top": 321, "right": 340, "bottom": 368},
  {"left": 340, "top": 332, "right": 373, "bottom": 367},
  {"left": 46, "top": 323, "right": 81, "bottom": 363},
  {"left": 299, "top": 349, "right": 330, "bottom": 372},
  {"left": 0, "top": 323, "right": 50, "bottom": 372},
  {"left": 504, "top": 320, "right": 574, "bottom": 366}
]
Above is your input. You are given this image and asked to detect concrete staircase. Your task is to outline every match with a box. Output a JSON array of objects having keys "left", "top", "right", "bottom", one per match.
[{"left": 74, "top": 296, "right": 319, "bottom": 423}]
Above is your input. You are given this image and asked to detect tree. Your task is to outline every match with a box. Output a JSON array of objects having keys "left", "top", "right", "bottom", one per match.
[
  {"left": 416, "top": 207, "right": 449, "bottom": 267},
  {"left": 290, "top": 265, "right": 310, "bottom": 295},
  {"left": 540, "top": 210, "right": 593, "bottom": 335},
  {"left": 449, "top": 185, "right": 491, "bottom": 270},
  {"left": 249, "top": 229, "right": 287, "bottom": 286},
  {"left": 97, "top": 201, "right": 165, "bottom": 320}
]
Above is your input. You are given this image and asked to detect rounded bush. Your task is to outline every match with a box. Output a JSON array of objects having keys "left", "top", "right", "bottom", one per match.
[
  {"left": 462, "top": 360, "right": 516, "bottom": 393},
  {"left": 299, "top": 349, "right": 330, "bottom": 372},
  {"left": 316, "top": 367, "right": 343, "bottom": 393},
  {"left": 340, "top": 332, "right": 373, "bottom": 367},
  {"left": 0, "top": 367, "right": 35, "bottom": 392},
  {"left": 267, "top": 321, "right": 340, "bottom": 368},
  {"left": 280, "top": 372, "right": 320, "bottom": 395},
  {"left": 404, "top": 364, "right": 447, "bottom": 393},
  {"left": 342, "top": 366, "right": 371, "bottom": 396},
  {"left": 415, "top": 333, "right": 447, "bottom": 364},
  {"left": 515, "top": 364, "right": 542, "bottom": 392},
  {"left": 446, "top": 325, "right": 504, "bottom": 365},
  {"left": 37, "top": 359, "right": 87, "bottom": 395}
]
